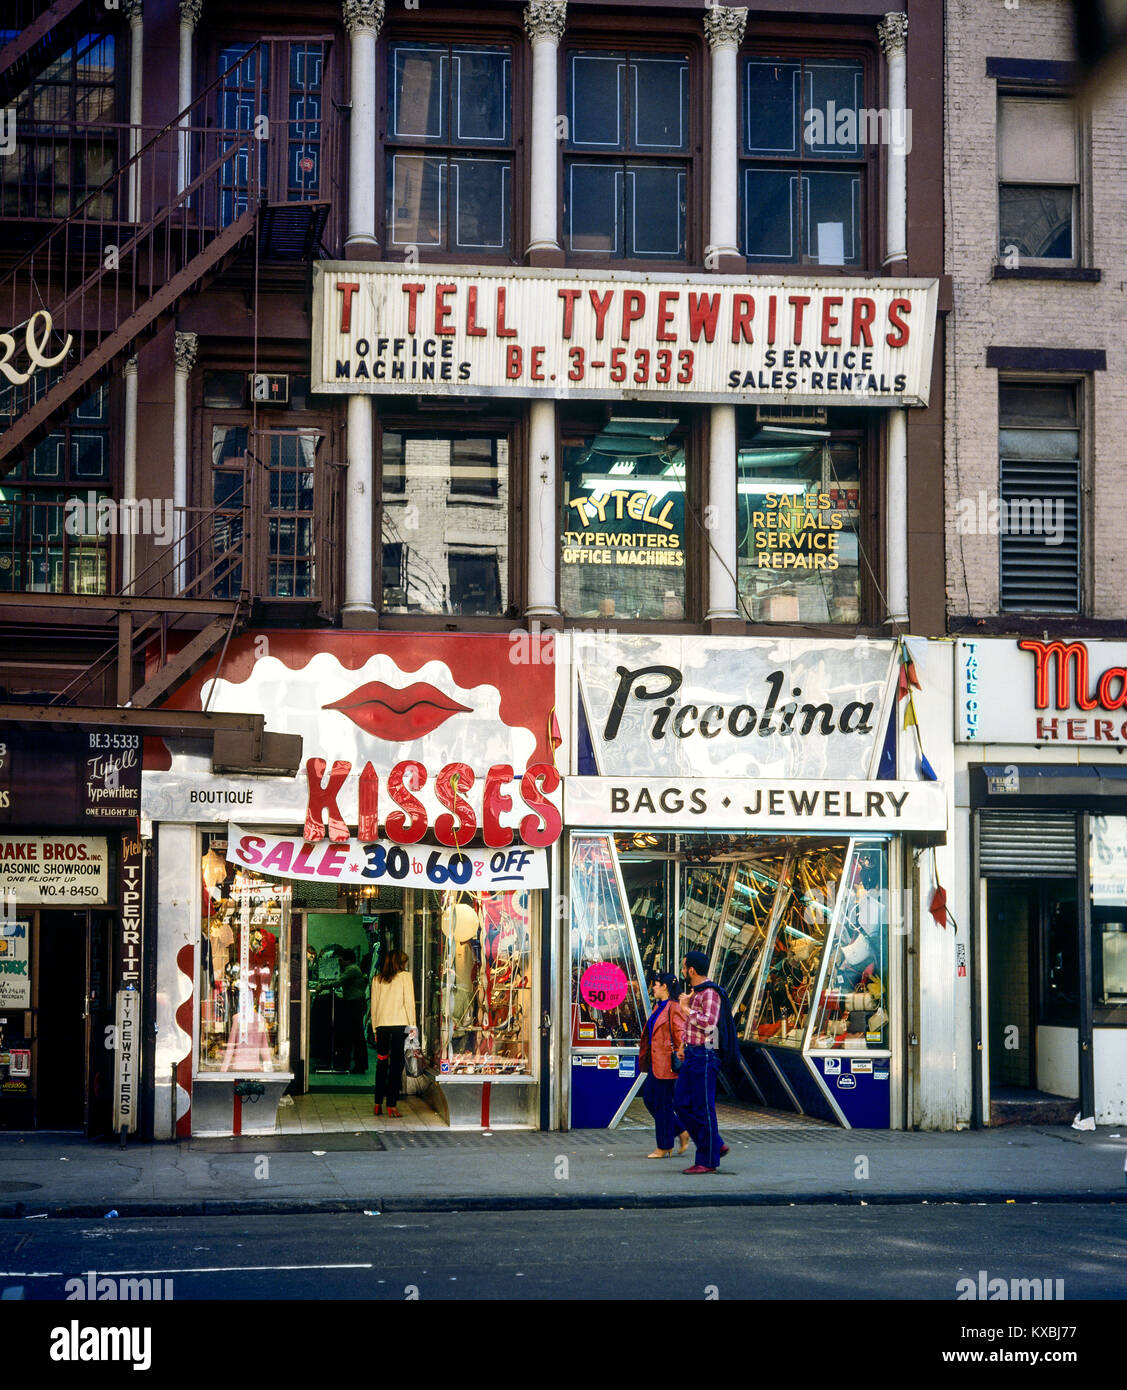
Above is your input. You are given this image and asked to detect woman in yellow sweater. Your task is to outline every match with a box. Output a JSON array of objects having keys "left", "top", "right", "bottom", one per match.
[{"left": 370, "top": 951, "right": 417, "bottom": 1117}]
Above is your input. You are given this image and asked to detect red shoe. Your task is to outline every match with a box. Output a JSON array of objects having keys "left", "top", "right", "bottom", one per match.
[
  {"left": 682, "top": 1164, "right": 717, "bottom": 1174},
  {"left": 387, "top": 1106, "right": 402, "bottom": 1118},
  {"left": 373, "top": 1104, "right": 382, "bottom": 1116},
  {"left": 718, "top": 1145, "right": 730, "bottom": 1158}
]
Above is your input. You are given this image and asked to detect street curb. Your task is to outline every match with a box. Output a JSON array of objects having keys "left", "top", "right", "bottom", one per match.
[{"left": 2, "top": 1190, "right": 1124, "bottom": 1219}]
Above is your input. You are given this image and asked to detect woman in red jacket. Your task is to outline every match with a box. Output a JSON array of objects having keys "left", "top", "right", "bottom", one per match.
[{"left": 639, "top": 972, "right": 691, "bottom": 1158}]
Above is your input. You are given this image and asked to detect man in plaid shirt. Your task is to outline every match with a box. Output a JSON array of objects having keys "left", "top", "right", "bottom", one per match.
[{"left": 673, "top": 949, "right": 729, "bottom": 1173}]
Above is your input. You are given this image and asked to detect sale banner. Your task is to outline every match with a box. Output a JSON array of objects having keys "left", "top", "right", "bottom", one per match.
[{"left": 226, "top": 825, "right": 547, "bottom": 891}]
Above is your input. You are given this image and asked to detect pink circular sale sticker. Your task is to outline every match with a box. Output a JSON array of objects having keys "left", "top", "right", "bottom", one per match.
[{"left": 580, "top": 962, "right": 629, "bottom": 1011}]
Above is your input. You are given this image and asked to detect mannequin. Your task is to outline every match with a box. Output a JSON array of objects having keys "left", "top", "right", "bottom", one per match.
[{"left": 441, "top": 901, "right": 480, "bottom": 1057}]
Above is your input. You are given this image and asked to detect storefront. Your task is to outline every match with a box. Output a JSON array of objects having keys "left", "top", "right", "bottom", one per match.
[
  {"left": 558, "top": 635, "right": 947, "bottom": 1129},
  {"left": 956, "top": 638, "right": 1127, "bottom": 1126},
  {"left": 0, "top": 725, "right": 144, "bottom": 1135},
  {"left": 145, "top": 631, "right": 561, "bottom": 1137}
]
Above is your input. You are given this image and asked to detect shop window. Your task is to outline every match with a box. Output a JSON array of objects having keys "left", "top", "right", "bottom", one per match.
[
  {"left": 385, "top": 42, "right": 513, "bottom": 256},
  {"left": 560, "top": 417, "right": 687, "bottom": 620},
  {"left": 740, "top": 56, "right": 866, "bottom": 267},
  {"left": 1089, "top": 817, "right": 1127, "bottom": 1026},
  {"left": 379, "top": 430, "right": 510, "bottom": 616},
  {"left": 417, "top": 889, "right": 534, "bottom": 1076},
  {"left": 737, "top": 416, "right": 862, "bottom": 623},
  {"left": 0, "top": 382, "right": 111, "bottom": 594},
  {"left": 563, "top": 50, "right": 690, "bottom": 261},
  {"left": 998, "top": 382, "right": 1081, "bottom": 613},
  {"left": 0, "top": 30, "right": 118, "bottom": 220},
  {"left": 200, "top": 838, "right": 291, "bottom": 1074},
  {"left": 997, "top": 95, "right": 1079, "bottom": 264},
  {"left": 570, "top": 834, "right": 650, "bottom": 1047}
]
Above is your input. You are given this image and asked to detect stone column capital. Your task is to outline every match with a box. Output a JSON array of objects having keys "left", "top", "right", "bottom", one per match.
[
  {"left": 123, "top": 355, "right": 139, "bottom": 377},
  {"left": 174, "top": 331, "right": 198, "bottom": 375},
  {"left": 703, "top": 6, "right": 748, "bottom": 51},
  {"left": 878, "top": 12, "right": 908, "bottom": 58},
  {"left": 523, "top": 0, "right": 567, "bottom": 45},
  {"left": 342, "top": 0, "right": 385, "bottom": 37},
  {"left": 123, "top": 0, "right": 144, "bottom": 22},
  {"left": 178, "top": 0, "right": 203, "bottom": 27}
]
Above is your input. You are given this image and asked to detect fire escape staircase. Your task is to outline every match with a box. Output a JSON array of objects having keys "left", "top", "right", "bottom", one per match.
[
  {"left": 0, "top": 40, "right": 321, "bottom": 760},
  {"left": 0, "top": 0, "right": 102, "bottom": 108}
]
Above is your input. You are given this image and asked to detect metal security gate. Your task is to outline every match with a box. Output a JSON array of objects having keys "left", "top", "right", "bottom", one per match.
[{"left": 978, "top": 811, "right": 1078, "bottom": 877}]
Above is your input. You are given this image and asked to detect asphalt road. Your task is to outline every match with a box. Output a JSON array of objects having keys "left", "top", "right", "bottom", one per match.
[{"left": 2, "top": 1204, "right": 1125, "bottom": 1302}]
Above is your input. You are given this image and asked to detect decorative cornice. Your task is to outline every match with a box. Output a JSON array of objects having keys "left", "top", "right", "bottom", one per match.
[
  {"left": 878, "top": 12, "right": 908, "bottom": 57},
  {"left": 123, "top": 0, "right": 144, "bottom": 22},
  {"left": 342, "top": 0, "right": 385, "bottom": 37},
  {"left": 173, "top": 332, "right": 198, "bottom": 375},
  {"left": 703, "top": 6, "right": 748, "bottom": 51},
  {"left": 523, "top": 0, "right": 567, "bottom": 45},
  {"left": 178, "top": 0, "right": 203, "bottom": 28}
]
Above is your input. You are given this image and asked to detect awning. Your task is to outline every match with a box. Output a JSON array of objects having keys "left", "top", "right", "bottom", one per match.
[{"left": 971, "top": 762, "right": 1127, "bottom": 806}]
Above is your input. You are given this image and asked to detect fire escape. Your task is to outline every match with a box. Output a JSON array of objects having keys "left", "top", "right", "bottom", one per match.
[{"left": 0, "top": 22, "right": 330, "bottom": 765}]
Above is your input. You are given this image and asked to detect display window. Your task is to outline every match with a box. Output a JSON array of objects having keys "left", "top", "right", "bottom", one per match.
[
  {"left": 566, "top": 832, "right": 892, "bottom": 1052},
  {"left": 561, "top": 417, "right": 688, "bottom": 620},
  {"left": 417, "top": 888, "right": 535, "bottom": 1076},
  {"left": 199, "top": 836, "right": 290, "bottom": 1073},
  {"left": 737, "top": 416, "right": 863, "bottom": 624},
  {"left": 570, "top": 834, "right": 650, "bottom": 1046},
  {"left": 1089, "top": 816, "right": 1127, "bottom": 1026}
]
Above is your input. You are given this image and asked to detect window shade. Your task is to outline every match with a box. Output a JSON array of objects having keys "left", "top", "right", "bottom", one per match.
[{"left": 998, "top": 96, "right": 1078, "bottom": 183}]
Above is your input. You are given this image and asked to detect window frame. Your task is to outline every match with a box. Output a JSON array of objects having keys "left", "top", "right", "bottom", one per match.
[
  {"left": 0, "top": 380, "right": 117, "bottom": 597},
  {"left": 374, "top": 409, "right": 525, "bottom": 627},
  {"left": 377, "top": 23, "right": 526, "bottom": 266},
  {"left": 737, "top": 40, "right": 881, "bottom": 275},
  {"left": 558, "top": 28, "right": 704, "bottom": 271},
  {"left": 734, "top": 407, "right": 879, "bottom": 629},
  {"left": 995, "top": 88, "right": 1085, "bottom": 270},
  {"left": 995, "top": 375, "right": 1087, "bottom": 617},
  {"left": 556, "top": 404, "right": 703, "bottom": 627}
]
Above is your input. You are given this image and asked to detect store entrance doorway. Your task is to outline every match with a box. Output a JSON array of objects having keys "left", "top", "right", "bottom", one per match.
[
  {"left": 34, "top": 912, "right": 88, "bottom": 1130},
  {"left": 986, "top": 878, "right": 1079, "bottom": 1122},
  {"left": 304, "top": 911, "right": 401, "bottom": 1093}
]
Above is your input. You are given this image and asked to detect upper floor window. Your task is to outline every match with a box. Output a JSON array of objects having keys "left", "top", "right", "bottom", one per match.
[
  {"left": 0, "top": 30, "right": 117, "bottom": 219},
  {"left": 385, "top": 42, "right": 513, "bottom": 257},
  {"left": 998, "top": 382, "right": 1081, "bottom": 613},
  {"left": 740, "top": 55, "right": 867, "bottom": 268},
  {"left": 997, "top": 95, "right": 1079, "bottom": 265},
  {"left": 0, "top": 383, "right": 111, "bottom": 594},
  {"left": 737, "top": 412, "right": 864, "bottom": 624},
  {"left": 563, "top": 50, "right": 690, "bottom": 262}
]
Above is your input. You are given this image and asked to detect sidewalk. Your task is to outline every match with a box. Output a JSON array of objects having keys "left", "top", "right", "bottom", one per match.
[{"left": 1, "top": 1122, "right": 1125, "bottom": 1216}]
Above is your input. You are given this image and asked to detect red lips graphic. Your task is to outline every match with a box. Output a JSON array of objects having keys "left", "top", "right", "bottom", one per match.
[{"left": 323, "top": 681, "right": 472, "bottom": 740}]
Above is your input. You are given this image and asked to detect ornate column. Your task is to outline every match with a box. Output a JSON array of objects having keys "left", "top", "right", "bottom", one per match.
[
  {"left": 878, "top": 13, "right": 909, "bottom": 625},
  {"left": 524, "top": 0, "right": 566, "bottom": 265},
  {"left": 122, "top": 355, "right": 139, "bottom": 593},
  {"left": 703, "top": 5, "right": 747, "bottom": 271},
  {"left": 341, "top": 2, "right": 384, "bottom": 621},
  {"left": 125, "top": 0, "right": 144, "bottom": 222},
  {"left": 703, "top": 7, "right": 747, "bottom": 625},
  {"left": 524, "top": 2, "right": 566, "bottom": 619},
  {"left": 342, "top": 0, "right": 384, "bottom": 254},
  {"left": 177, "top": 1, "right": 203, "bottom": 196},
  {"left": 173, "top": 332, "right": 198, "bottom": 594}
]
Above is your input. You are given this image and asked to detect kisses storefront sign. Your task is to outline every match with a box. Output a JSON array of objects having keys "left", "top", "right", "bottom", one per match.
[
  {"left": 312, "top": 264, "right": 938, "bottom": 408},
  {"left": 143, "top": 633, "right": 563, "bottom": 853}
]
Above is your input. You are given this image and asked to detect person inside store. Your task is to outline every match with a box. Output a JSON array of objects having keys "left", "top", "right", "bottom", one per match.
[
  {"left": 639, "top": 971, "right": 691, "bottom": 1159},
  {"left": 370, "top": 950, "right": 416, "bottom": 1117},
  {"left": 335, "top": 949, "right": 371, "bottom": 1074},
  {"left": 673, "top": 951, "right": 731, "bottom": 1175}
]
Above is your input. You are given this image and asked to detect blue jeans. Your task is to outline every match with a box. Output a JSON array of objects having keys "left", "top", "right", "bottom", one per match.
[
  {"left": 673, "top": 1046, "right": 723, "bottom": 1167},
  {"left": 642, "top": 1072, "right": 678, "bottom": 1150}
]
